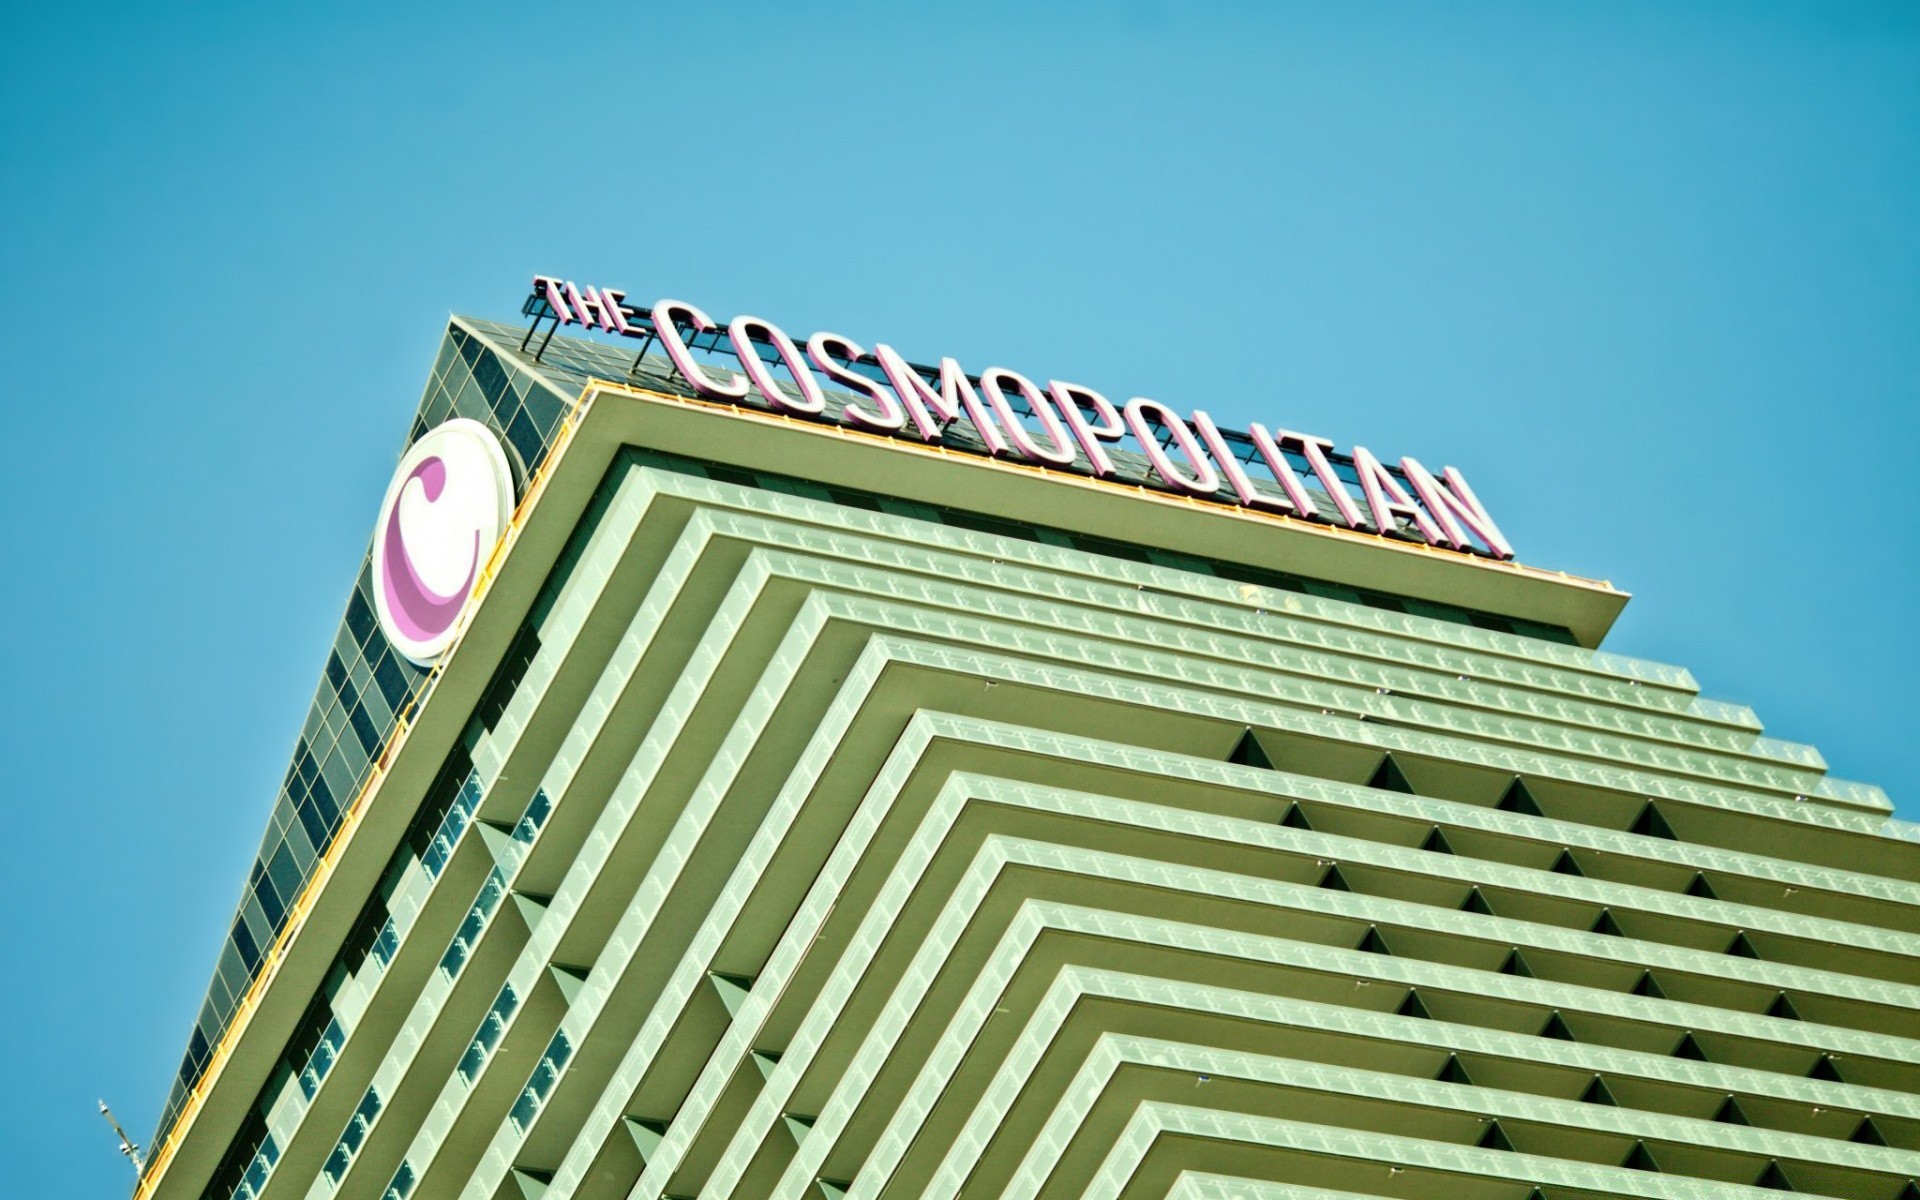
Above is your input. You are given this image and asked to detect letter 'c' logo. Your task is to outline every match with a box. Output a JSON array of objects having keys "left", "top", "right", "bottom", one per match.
[{"left": 372, "top": 418, "right": 516, "bottom": 666}]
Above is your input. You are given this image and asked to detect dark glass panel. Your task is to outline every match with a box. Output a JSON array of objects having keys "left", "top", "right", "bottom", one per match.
[
  {"left": 520, "top": 380, "right": 565, "bottom": 434},
  {"left": 265, "top": 843, "right": 302, "bottom": 904},
  {"left": 229, "top": 917, "right": 261, "bottom": 973},
  {"left": 308, "top": 774, "right": 338, "bottom": 828},
  {"left": 505, "top": 406, "right": 541, "bottom": 471},
  {"left": 347, "top": 703, "right": 381, "bottom": 757},
  {"left": 250, "top": 868, "right": 285, "bottom": 927},
  {"left": 345, "top": 589, "right": 376, "bottom": 646},
  {"left": 371, "top": 649, "right": 414, "bottom": 711},
  {"left": 474, "top": 349, "right": 511, "bottom": 412},
  {"left": 294, "top": 794, "right": 331, "bottom": 853}
]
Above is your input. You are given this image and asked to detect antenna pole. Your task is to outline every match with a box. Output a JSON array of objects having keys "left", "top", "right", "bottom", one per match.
[{"left": 98, "top": 1100, "right": 146, "bottom": 1173}]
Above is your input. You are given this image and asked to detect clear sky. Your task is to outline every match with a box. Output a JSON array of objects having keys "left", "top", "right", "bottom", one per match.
[{"left": 3, "top": 2, "right": 1915, "bottom": 1193}]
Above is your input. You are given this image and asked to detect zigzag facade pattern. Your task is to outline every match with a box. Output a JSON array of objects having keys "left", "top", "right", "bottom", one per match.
[{"left": 147, "top": 318, "right": 1920, "bottom": 1200}]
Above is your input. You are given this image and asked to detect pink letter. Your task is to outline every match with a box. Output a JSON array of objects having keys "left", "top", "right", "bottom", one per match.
[
  {"left": 1271, "top": 429, "right": 1364, "bottom": 528},
  {"left": 1402, "top": 457, "right": 1514, "bottom": 559},
  {"left": 978, "top": 368, "right": 1078, "bottom": 466},
  {"left": 729, "top": 315, "right": 827, "bottom": 415},
  {"left": 532, "top": 275, "right": 573, "bottom": 321},
  {"left": 1049, "top": 382, "right": 1123, "bottom": 478},
  {"left": 1192, "top": 411, "right": 1302, "bottom": 515},
  {"left": 1242, "top": 422, "right": 1321, "bottom": 518},
  {"left": 873, "top": 345, "right": 1009, "bottom": 455},
  {"left": 651, "top": 300, "right": 750, "bottom": 400},
  {"left": 564, "top": 282, "right": 626, "bottom": 333},
  {"left": 1353, "top": 446, "right": 1445, "bottom": 542},
  {"left": 807, "top": 333, "right": 905, "bottom": 431},
  {"left": 597, "top": 288, "right": 639, "bottom": 336},
  {"left": 1123, "top": 398, "right": 1221, "bottom": 497}
]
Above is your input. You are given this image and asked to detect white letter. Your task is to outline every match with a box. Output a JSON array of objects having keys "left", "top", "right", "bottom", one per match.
[
  {"left": 1271, "top": 429, "right": 1364, "bottom": 528},
  {"left": 873, "top": 345, "right": 1009, "bottom": 455},
  {"left": 1401, "top": 457, "right": 1514, "bottom": 559},
  {"left": 729, "top": 315, "right": 827, "bottom": 415},
  {"left": 1123, "top": 398, "right": 1221, "bottom": 496},
  {"left": 651, "top": 300, "right": 749, "bottom": 400},
  {"left": 807, "top": 333, "right": 905, "bottom": 431},
  {"left": 565, "top": 282, "right": 626, "bottom": 333},
  {"left": 532, "top": 275, "right": 573, "bottom": 322},
  {"left": 979, "top": 368, "right": 1078, "bottom": 466},
  {"left": 1242, "top": 422, "right": 1320, "bottom": 518},
  {"left": 1353, "top": 446, "right": 1445, "bottom": 542},
  {"left": 1192, "top": 411, "right": 1301, "bottom": 514},
  {"left": 1049, "top": 382, "right": 1124, "bottom": 478}
]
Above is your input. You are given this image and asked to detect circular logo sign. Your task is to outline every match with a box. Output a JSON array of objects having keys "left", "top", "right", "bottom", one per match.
[{"left": 371, "top": 418, "right": 516, "bottom": 666}]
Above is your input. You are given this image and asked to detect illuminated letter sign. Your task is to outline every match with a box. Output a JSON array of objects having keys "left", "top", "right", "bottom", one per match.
[
  {"left": 525, "top": 276, "right": 1516, "bottom": 560},
  {"left": 371, "top": 418, "right": 516, "bottom": 665}
]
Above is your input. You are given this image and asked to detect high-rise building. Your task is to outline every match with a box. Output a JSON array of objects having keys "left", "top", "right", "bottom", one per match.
[{"left": 137, "top": 283, "right": 1920, "bottom": 1200}]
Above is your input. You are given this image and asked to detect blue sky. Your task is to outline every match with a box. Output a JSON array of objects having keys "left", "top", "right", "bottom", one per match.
[{"left": 3, "top": 3, "right": 1915, "bottom": 1193}]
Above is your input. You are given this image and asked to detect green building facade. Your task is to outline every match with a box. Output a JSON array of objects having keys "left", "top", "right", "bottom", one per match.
[{"left": 137, "top": 309, "right": 1920, "bottom": 1200}]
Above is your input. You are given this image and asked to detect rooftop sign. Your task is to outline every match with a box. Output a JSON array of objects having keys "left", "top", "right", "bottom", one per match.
[{"left": 526, "top": 275, "right": 1515, "bottom": 561}]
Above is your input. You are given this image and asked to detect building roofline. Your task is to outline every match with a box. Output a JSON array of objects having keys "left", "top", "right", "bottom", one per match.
[{"left": 568, "top": 377, "right": 1630, "bottom": 649}]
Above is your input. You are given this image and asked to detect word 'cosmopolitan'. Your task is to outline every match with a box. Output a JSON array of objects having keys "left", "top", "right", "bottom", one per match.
[{"left": 531, "top": 275, "right": 1515, "bottom": 560}]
